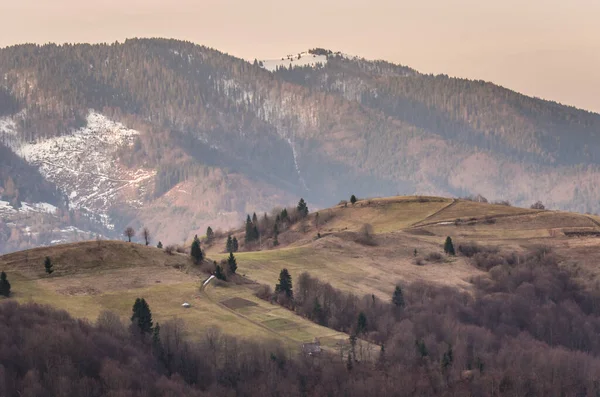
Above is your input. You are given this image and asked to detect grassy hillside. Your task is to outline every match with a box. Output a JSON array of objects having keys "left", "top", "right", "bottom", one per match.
[{"left": 0, "top": 241, "right": 352, "bottom": 352}]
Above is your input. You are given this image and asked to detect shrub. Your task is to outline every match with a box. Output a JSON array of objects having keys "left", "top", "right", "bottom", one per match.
[
  {"left": 355, "top": 224, "right": 377, "bottom": 246},
  {"left": 531, "top": 201, "right": 546, "bottom": 210},
  {"left": 164, "top": 245, "right": 175, "bottom": 255},
  {"left": 425, "top": 252, "right": 443, "bottom": 262}
]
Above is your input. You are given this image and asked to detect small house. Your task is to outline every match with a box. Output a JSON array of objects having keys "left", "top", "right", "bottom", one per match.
[{"left": 301, "top": 338, "right": 321, "bottom": 356}]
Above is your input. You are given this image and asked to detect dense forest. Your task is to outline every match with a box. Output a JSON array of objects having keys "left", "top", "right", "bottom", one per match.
[{"left": 2, "top": 244, "right": 600, "bottom": 396}]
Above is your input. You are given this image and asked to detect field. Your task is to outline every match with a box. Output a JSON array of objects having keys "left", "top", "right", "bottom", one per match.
[
  {"left": 5, "top": 195, "right": 600, "bottom": 350},
  {"left": 0, "top": 241, "right": 352, "bottom": 352}
]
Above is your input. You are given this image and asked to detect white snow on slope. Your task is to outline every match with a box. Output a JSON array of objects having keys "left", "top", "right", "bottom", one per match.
[
  {"left": 14, "top": 111, "right": 155, "bottom": 227},
  {"left": 260, "top": 52, "right": 328, "bottom": 72}
]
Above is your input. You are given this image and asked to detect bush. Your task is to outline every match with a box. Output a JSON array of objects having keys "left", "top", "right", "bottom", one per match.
[
  {"left": 458, "top": 242, "right": 482, "bottom": 257},
  {"left": 355, "top": 224, "right": 377, "bottom": 246},
  {"left": 493, "top": 200, "right": 512, "bottom": 206},
  {"left": 531, "top": 201, "right": 546, "bottom": 210},
  {"left": 164, "top": 245, "right": 175, "bottom": 255},
  {"left": 425, "top": 252, "right": 443, "bottom": 262},
  {"left": 176, "top": 245, "right": 186, "bottom": 254},
  {"left": 255, "top": 284, "right": 273, "bottom": 300}
]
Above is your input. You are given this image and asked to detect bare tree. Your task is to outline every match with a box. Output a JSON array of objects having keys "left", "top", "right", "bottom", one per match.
[
  {"left": 142, "top": 227, "right": 151, "bottom": 246},
  {"left": 124, "top": 227, "right": 135, "bottom": 243}
]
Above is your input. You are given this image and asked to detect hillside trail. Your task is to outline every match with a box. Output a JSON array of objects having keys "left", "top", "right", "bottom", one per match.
[{"left": 409, "top": 199, "right": 458, "bottom": 228}]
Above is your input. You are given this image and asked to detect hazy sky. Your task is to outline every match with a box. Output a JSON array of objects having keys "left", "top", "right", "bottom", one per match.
[{"left": 1, "top": 0, "right": 599, "bottom": 113}]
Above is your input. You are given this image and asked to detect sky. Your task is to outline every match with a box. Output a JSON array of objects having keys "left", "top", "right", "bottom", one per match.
[{"left": 1, "top": 0, "right": 599, "bottom": 113}]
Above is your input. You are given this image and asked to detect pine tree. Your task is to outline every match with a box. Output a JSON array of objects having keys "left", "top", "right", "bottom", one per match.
[
  {"left": 275, "top": 268, "right": 293, "bottom": 298},
  {"left": 191, "top": 235, "right": 203, "bottom": 264},
  {"left": 157, "top": 241, "right": 163, "bottom": 249},
  {"left": 215, "top": 264, "right": 226, "bottom": 281},
  {"left": 281, "top": 208, "right": 288, "bottom": 222},
  {"left": 252, "top": 212, "right": 258, "bottom": 225},
  {"left": 131, "top": 298, "right": 153, "bottom": 334},
  {"left": 0, "top": 272, "right": 11, "bottom": 297},
  {"left": 273, "top": 223, "right": 279, "bottom": 246},
  {"left": 226, "top": 235, "right": 233, "bottom": 252},
  {"left": 444, "top": 236, "right": 456, "bottom": 256},
  {"left": 245, "top": 215, "right": 254, "bottom": 243},
  {"left": 350, "top": 195, "right": 357, "bottom": 205},
  {"left": 392, "top": 285, "right": 405, "bottom": 308},
  {"left": 357, "top": 312, "right": 367, "bottom": 334},
  {"left": 44, "top": 256, "right": 54, "bottom": 275},
  {"left": 232, "top": 237, "right": 239, "bottom": 252},
  {"left": 297, "top": 198, "right": 309, "bottom": 218},
  {"left": 415, "top": 339, "right": 428, "bottom": 358},
  {"left": 253, "top": 225, "right": 260, "bottom": 242},
  {"left": 152, "top": 322, "right": 163, "bottom": 359},
  {"left": 206, "top": 226, "right": 214, "bottom": 241},
  {"left": 227, "top": 252, "right": 237, "bottom": 274}
]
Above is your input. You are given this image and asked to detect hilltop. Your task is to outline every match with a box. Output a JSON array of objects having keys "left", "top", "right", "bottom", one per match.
[{"left": 2, "top": 39, "right": 600, "bottom": 254}]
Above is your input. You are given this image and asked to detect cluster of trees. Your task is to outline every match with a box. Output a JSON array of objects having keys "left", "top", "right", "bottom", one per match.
[
  {"left": 0, "top": 272, "right": 10, "bottom": 297},
  {"left": 225, "top": 235, "right": 239, "bottom": 253}
]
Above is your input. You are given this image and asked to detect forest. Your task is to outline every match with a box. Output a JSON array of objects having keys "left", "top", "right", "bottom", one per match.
[{"left": 2, "top": 245, "right": 600, "bottom": 396}]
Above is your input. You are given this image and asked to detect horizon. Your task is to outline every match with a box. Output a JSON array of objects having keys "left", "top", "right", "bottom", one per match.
[{"left": 1, "top": 0, "right": 599, "bottom": 113}]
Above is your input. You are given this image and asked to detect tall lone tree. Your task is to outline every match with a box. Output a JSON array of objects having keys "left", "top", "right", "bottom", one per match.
[
  {"left": 0, "top": 272, "right": 11, "bottom": 297},
  {"left": 350, "top": 195, "right": 357, "bottom": 205},
  {"left": 392, "top": 285, "right": 405, "bottom": 308},
  {"left": 206, "top": 226, "right": 214, "bottom": 242},
  {"left": 191, "top": 235, "right": 203, "bottom": 264},
  {"left": 142, "top": 227, "right": 151, "bottom": 246},
  {"left": 227, "top": 252, "right": 237, "bottom": 274},
  {"left": 226, "top": 235, "right": 233, "bottom": 252},
  {"left": 44, "top": 256, "right": 54, "bottom": 275},
  {"left": 297, "top": 198, "right": 309, "bottom": 218},
  {"left": 444, "top": 236, "right": 456, "bottom": 256},
  {"left": 275, "top": 268, "right": 293, "bottom": 299},
  {"left": 124, "top": 227, "right": 135, "bottom": 243},
  {"left": 131, "top": 297, "right": 153, "bottom": 334}
]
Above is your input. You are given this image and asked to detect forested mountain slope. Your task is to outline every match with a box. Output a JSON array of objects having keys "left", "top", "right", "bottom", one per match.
[{"left": 0, "top": 38, "right": 599, "bottom": 253}]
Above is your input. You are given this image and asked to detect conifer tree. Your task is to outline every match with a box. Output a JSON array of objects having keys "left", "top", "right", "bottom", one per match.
[
  {"left": 444, "top": 236, "right": 456, "bottom": 256},
  {"left": 232, "top": 237, "right": 239, "bottom": 252},
  {"left": 245, "top": 215, "right": 254, "bottom": 243},
  {"left": 227, "top": 252, "right": 237, "bottom": 274},
  {"left": 44, "top": 256, "right": 54, "bottom": 275},
  {"left": 191, "top": 235, "right": 203, "bottom": 264},
  {"left": 273, "top": 223, "right": 280, "bottom": 246},
  {"left": 252, "top": 212, "right": 258, "bottom": 225},
  {"left": 206, "top": 226, "right": 214, "bottom": 241},
  {"left": 350, "top": 195, "right": 357, "bottom": 205},
  {"left": 0, "top": 272, "right": 11, "bottom": 297},
  {"left": 226, "top": 235, "right": 233, "bottom": 252},
  {"left": 357, "top": 312, "right": 367, "bottom": 334},
  {"left": 281, "top": 208, "right": 288, "bottom": 222},
  {"left": 275, "top": 268, "right": 293, "bottom": 298},
  {"left": 131, "top": 298, "right": 153, "bottom": 334},
  {"left": 297, "top": 198, "right": 309, "bottom": 218},
  {"left": 215, "top": 264, "right": 226, "bottom": 281},
  {"left": 392, "top": 285, "right": 405, "bottom": 308},
  {"left": 157, "top": 241, "right": 163, "bottom": 249}
]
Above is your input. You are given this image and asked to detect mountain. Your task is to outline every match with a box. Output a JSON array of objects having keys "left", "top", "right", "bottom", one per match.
[{"left": 1, "top": 38, "right": 599, "bottom": 253}]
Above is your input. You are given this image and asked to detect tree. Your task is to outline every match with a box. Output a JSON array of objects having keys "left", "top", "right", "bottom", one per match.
[
  {"left": 280, "top": 208, "right": 288, "bottom": 222},
  {"left": 157, "top": 241, "right": 163, "bottom": 249},
  {"left": 356, "top": 312, "right": 367, "bottom": 334},
  {"left": 297, "top": 198, "right": 309, "bottom": 218},
  {"left": 142, "top": 227, "right": 151, "bottom": 246},
  {"left": 0, "top": 272, "right": 11, "bottom": 297},
  {"left": 232, "top": 237, "right": 239, "bottom": 252},
  {"left": 273, "top": 223, "right": 280, "bottom": 246},
  {"left": 44, "top": 256, "right": 54, "bottom": 275},
  {"left": 275, "top": 268, "right": 293, "bottom": 298},
  {"left": 124, "top": 227, "right": 135, "bottom": 243},
  {"left": 131, "top": 298, "right": 153, "bottom": 334},
  {"left": 392, "top": 285, "right": 405, "bottom": 308},
  {"left": 226, "top": 235, "right": 233, "bottom": 252},
  {"left": 444, "top": 236, "right": 456, "bottom": 256},
  {"left": 227, "top": 252, "right": 237, "bottom": 275},
  {"left": 245, "top": 215, "right": 254, "bottom": 243},
  {"left": 531, "top": 201, "right": 546, "bottom": 210},
  {"left": 252, "top": 212, "right": 258, "bottom": 225},
  {"left": 350, "top": 195, "right": 357, "bottom": 205},
  {"left": 441, "top": 344, "right": 454, "bottom": 371},
  {"left": 206, "top": 226, "right": 214, "bottom": 241},
  {"left": 191, "top": 235, "right": 203, "bottom": 264},
  {"left": 215, "top": 264, "right": 226, "bottom": 281}
]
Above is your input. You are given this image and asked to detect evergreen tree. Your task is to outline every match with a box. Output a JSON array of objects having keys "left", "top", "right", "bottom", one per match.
[
  {"left": 252, "top": 212, "right": 258, "bottom": 225},
  {"left": 226, "top": 235, "right": 233, "bottom": 252},
  {"left": 245, "top": 215, "right": 254, "bottom": 243},
  {"left": 232, "top": 237, "right": 239, "bottom": 252},
  {"left": 273, "top": 223, "right": 280, "bottom": 246},
  {"left": 275, "top": 268, "right": 293, "bottom": 298},
  {"left": 392, "top": 285, "right": 405, "bottom": 308},
  {"left": 415, "top": 339, "right": 429, "bottom": 358},
  {"left": 297, "top": 198, "right": 309, "bottom": 218},
  {"left": 152, "top": 322, "right": 163, "bottom": 360},
  {"left": 350, "top": 195, "right": 357, "bottom": 205},
  {"left": 0, "top": 272, "right": 11, "bottom": 297},
  {"left": 227, "top": 252, "right": 237, "bottom": 274},
  {"left": 444, "top": 236, "right": 456, "bottom": 256},
  {"left": 441, "top": 344, "right": 454, "bottom": 371},
  {"left": 206, "top": 226, "right": 214, "bottom": 241},
  {"left": 131, "top": 298, "right": 153, "bottom": 334},
  {"left": 281, "top": 208, "right": 288, "bottom": 222},
  {"left": 44, "top": 256, "right": 53, "bottom": 275},
  {"left": 253, "top": 225, "right": 260, "bottom": 242},
  {"left": 191, "top": 235, "right": 203, "bottom": 264},
  {"left": 357, "top": 312, "right": 367, "bottom": 334},
  {"left": 215, "top": 264, "right": 226, "bottom": 281},
  {"left": 346, "top": 350, "right": 353, "bottom": 371},
  {"left": 157, "top": 241, "right": 163, "bottom": 249}
]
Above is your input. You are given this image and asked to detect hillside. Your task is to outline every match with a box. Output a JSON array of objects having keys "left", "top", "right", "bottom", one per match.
[{"left": 1, "top": 39, "right": 600, "bottom": 253}]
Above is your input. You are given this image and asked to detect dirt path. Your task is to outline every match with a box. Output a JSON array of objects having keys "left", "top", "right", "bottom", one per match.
[
  {"left": 410, "top": 209, "right": 546, "bottom": 229},
  {"left": 409, "top": 199, "right": 458, "bottom": 228}
]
